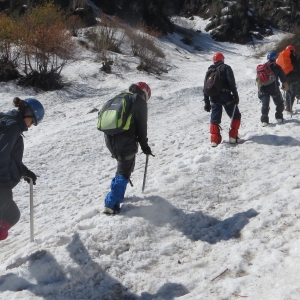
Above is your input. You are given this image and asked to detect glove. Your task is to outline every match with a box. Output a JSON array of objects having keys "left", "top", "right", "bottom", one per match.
[
  {"left": 282, "top": 83, "right": 289, "bottom": 91},
  {"left": 232, "top": 91, "right": 239, "bottom": 105},
  {"left": 204, "top": 101, "right": 211, "bottom": 112},
  {"left": 141, "top": 145, "right": 155, "bottom": 157},
  {"left": 23, "top": 169, "right": 37, "bottom": 185}
]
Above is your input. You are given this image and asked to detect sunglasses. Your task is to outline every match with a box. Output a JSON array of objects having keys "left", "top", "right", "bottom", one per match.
[{"left": 25, "top": 116, "right": 36, "bottom": 125}]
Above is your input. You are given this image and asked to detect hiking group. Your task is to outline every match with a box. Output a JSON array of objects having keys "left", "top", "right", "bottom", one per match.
[
  {"left": 203, "top": 45, "right": 300, "bottom": 146},
  {"left": 1, "top": 45, "right": 300, "bottom": 240},
  {"left": 0, "top": 82, "right": 154, "bottom": 240}
]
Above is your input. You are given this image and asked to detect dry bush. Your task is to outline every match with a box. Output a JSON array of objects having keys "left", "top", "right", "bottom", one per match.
[
  {"left": 125, "top": 27, "right": 165, "bottom": 59},
  {"left": 275, "top": 30, "right": 300, "bottom": 56},
  {"left": 0, "top": 13, "right": 22, "bottom": 81},
  {"left": 18, "top": 1, "right": 76, "bottom": 90},
  {"left": 26, "top": 1, "right": 66, "bottom": 27},
  {"left": 87, "top": 13, "right": 125, "bottom": 54},
  {"left": 66, "top": 15, "right": 85, "bottom": 37},
  {"left": 100, "top": 53, "right": 114, "bottom": 73},
  {"left": 125, "top": 26, "right": 167, "bottom": 75},
  {"left": 85, "top": 13, "right": 126, "bottom": 73},
  {"left": 136, "top": 53, "right": 168, "bottom": 75}
]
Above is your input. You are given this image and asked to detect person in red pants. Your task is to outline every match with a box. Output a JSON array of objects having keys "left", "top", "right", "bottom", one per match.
[
  {"left": 203, "top": 52, "right": 241, "bottom": 146},
  {"left": 0, "top": 97, "right": 44, "bottom": 240}
]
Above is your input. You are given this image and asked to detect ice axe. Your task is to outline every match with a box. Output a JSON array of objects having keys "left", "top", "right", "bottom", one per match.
[
  {"left": 288, "top": 90, "right": 293, "bottom": 118},
  {"left": 230, "top": 104, "right": 237, "bottom": 130},
  {"left": 142, "top": 155, "right": 149, "bottom": 193},
  {"left": 23, "top": 176, "right": 34, "bottom": 242}
]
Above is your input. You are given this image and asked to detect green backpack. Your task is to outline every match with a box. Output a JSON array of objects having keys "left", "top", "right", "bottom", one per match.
[{"left": 97, "top": 92, "right": 134, "bottom": 135}]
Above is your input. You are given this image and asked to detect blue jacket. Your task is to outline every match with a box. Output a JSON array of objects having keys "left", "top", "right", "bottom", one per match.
[{"left": 0, "top": 110, "right": 28, "bottom": 187}]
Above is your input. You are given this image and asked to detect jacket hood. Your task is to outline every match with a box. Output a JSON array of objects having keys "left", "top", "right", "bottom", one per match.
[{"left": 2, "top": 110, "right": 28, "bottom": 132}]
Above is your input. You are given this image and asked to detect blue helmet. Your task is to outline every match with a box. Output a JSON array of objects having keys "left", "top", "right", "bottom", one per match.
[
  {"left": 24, "top": 98, "right": 44, "bottom": 125},
  {"left": 267, "top": 51, "right": 277, "bottom": 61}
]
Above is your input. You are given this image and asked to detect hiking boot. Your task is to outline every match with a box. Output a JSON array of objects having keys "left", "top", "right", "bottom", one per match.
[
  {"left": 103, "top": 207, "right": 114, "bottom": 214},
  {"left": 229, "top": 137, "right": 237, "bottom": 144},
  {"left": 113, "top": 204, "right": 121, "bottom": 214},
  {"left": 276, "top": 118, "right": 283, "bottom": 124},
  {"left": 262, "top": 122, "right": 268, "bottom": 127},
  {"left": 103, "top": 204, "right": 121, "bottom": 215},
  {"left": 211, "top": 142, "right": 218, "bottom": 147}
]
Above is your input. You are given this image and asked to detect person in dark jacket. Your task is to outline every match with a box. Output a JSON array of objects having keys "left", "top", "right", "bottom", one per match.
[
  {"left": 203, "top": 52, "right": 241, "bottom": 147},
  {"left": 282, "top": 45, "right": 300, "bottom": 112},
  {"left": 103, "top": 82, "right": 153, "bottom": 214},
  {"left": 0, "top": 97, "right": 44, "bottom": 240},
  {"left": 258, "top": 51, "right": 289, "bottom": 126}
]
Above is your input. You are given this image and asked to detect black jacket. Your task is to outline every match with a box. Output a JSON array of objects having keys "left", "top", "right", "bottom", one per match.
[
  {"left": 286, "top": 52, "right": 300, "bottom": 83},
  {"left": 105, "top": 92, "right": 148, "bottom": 158},
  {"left": 203, "top": 61, "right": 238, "bottom": 101},
  {"left": 0, "top": 110, "right": 28, "bottom": 187},
  {"left": 259, "top": 63, "right": 286, "bottom": 94}
]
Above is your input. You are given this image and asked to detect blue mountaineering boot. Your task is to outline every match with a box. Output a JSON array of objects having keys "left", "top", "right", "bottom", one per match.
[{"left": 104, "top": 175, "right": 128, "bottom": 214}]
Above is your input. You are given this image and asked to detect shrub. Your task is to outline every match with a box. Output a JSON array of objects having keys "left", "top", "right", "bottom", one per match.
[
  {"left": 66, "top": 15, "right": 85, "bottom": 37},
  {"left": 86, "top": 13, "right": 125, "bottom": 73},
  {"left": 0, "top": 13, "right": 21, "bottom": 81},
  {"left": 125, "top": 27, "right": 167, "bottom": 75},
  {"left": 275, "top": 29, "right": 300, "bottom": 56},
  {"left": 19, "top": 1, "right": 76, "bottom": 90},
  {"left": 126, "top": 27, "right": 165, "bottom": 58},
  {"left": 87, "top": 13, "right": 125, "bottom": 55}
]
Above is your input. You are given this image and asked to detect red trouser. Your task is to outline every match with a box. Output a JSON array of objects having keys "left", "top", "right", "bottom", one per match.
[
  {"left": 210, "top": 123, "right": 222, "bottom": 144},
  {"left": 229, "top": 119, "right": 241, "bottom": 139},
  {"left": 0, "top": 220, "right": 12, "bottom": 240}
]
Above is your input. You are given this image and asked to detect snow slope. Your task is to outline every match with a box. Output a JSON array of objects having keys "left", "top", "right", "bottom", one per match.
[{"left": 1, "top": 17, "right": 300, "bottom": 300}]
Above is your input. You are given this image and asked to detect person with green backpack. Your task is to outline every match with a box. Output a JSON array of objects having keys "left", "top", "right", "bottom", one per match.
[{"left": 97, "top": 82, "right": 153, "bottom": 214}]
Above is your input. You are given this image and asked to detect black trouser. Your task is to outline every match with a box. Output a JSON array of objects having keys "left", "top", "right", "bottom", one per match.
[
  {"left": 0, "top": 184, "right": 21, "bottom": 226},
  {"left": 259, "top": 90, "right": 284, "bottom": 123},
  {"left": 116, "top": 155, "right": 136, "bottom": 179},
  {"left": 105, "top": 134, "right": 137, "bottom": 179},
  {"left": 285, "top": 81, "right": 298, "bottom": 110}
]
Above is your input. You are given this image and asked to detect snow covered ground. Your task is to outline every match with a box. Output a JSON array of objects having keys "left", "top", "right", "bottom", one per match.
[{"left": 1, "top": 17, "right": 300, "bottom": 299}]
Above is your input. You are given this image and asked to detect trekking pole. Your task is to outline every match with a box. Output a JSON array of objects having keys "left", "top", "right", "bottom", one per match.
[
  {"left": 23, "top": 176, "right": 34, "bottom": 242},
  {"left": 142, "top": 155, "right": 149, "bottom": 193},
  {"left": 230, "top": 104, "right": 237, "bottom": 129}
]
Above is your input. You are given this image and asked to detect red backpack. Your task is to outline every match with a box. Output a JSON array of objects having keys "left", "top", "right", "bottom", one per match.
[{"left": 256, "top": 62, "right": 276, "bottom": 87}]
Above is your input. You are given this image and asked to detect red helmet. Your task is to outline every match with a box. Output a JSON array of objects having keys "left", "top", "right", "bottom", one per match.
[
  {"left": 286, "top": 45, "right": 295, "bottom": 51},
  {"left": 136, "top": 82, "right": 151, "bottom": 101},
  {"left": 213, "top": 52, "right": 225, "bottom": 63}
]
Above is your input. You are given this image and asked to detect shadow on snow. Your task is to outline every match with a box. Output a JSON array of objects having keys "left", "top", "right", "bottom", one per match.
[
  {"left": 0, "top": 233, "right": 189, "bottom": 300},
  {"left": 247, "top": 134, "right": 300, "bottom": 146},
  {"left": 122, "top": 195, "right": 258, "bottom": 243}
]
